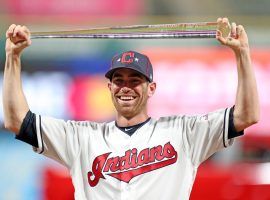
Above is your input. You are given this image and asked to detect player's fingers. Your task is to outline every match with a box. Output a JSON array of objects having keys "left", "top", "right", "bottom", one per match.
[
  {"left": 17, "top": 29, "right": 28, "bottom": 40},
  {"left": 222, "top": 18, "right": 230, "bottom": 31},
  {"left": 222, "top": 17, "right": 229, "bottom": 24},
  {"left": 15, "top": 40, "right": 31, "bottom": 49},
  {"left": 11, "top": 25, "right": 30, "bottom": 44},
  {"left": 8, "top": 24, "right": 16, "bottom": 34},
  {"left": 11, "top": 26, "right": 31, "bottom": 43},
  {"left": 13, "top": 25, "right": 22, "bottom": 37},
  {"left": 231, "top": 22, "right": 236, "bottom": 38},
  {"left": 26, "top": 38, "right": 32, "bottom": 46},
  {"left": 21, "top": 26, "right": 31, "bottom": 36},
  {"left": 236, "top": 25, "right": 244, "bottom": 38},
  {"left": 22, "top": 26, "right": 32, "bottom": 44},
  {"left": 6, "top": 24, "right": 16, "bottom": 38},
  {"left": 216, "top": 30, "right": 222, "bottom": 38},
  {"left": 218, "top": 17, "right": 230, "bottom": 37}
]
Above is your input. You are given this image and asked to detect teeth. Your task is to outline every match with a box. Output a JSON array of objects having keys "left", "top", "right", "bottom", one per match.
[{"left": 120, "top": 96, "right": 134, "bottom": 100}]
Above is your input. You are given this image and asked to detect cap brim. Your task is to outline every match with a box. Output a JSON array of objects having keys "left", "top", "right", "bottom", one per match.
[{"left": 105, "top": 66, "right": 151, "bottom": 82}]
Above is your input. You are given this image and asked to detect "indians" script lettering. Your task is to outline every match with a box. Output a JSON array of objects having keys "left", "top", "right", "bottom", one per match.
[{"left": 87, "top": 142, "right": 178, "bottom": 187}]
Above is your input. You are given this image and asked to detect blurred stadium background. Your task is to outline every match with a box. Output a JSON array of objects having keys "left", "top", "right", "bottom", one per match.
[{"left": 0, "top": 0, "right": 270, "bottom": 199}]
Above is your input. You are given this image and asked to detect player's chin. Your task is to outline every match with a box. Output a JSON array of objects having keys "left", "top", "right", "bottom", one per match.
[
  {"left": 116, "top": 102, "right": 137, "bottom": 113},
  {"left": 118, "top": 108, "right": 137, "bottom": 118}
]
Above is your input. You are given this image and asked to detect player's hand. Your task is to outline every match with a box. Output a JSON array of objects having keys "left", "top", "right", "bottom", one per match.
[
  {"left": 216, "top": 18, "right": 249, "bottom": 53},
  {"left": 5, "top": 24, "right": 32, "bottom": 56}
]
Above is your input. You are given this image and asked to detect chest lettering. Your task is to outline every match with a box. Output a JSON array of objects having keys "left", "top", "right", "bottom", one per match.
[{"left": 87, "top": 142, "right": 178, "bottom": 187}]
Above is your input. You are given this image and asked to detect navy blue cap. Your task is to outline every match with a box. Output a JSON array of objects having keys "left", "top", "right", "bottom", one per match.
[{"left": 105, "top": 50, "right": 153, "bottom": 82}]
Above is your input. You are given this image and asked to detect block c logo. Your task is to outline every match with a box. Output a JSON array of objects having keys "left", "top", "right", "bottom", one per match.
[{"left": 121, "top": 52, "right": 135, "bottom": 64}]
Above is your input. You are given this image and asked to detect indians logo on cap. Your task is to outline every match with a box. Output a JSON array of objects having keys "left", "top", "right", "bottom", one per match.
[
  {"left": 120, "top": 52, "right": 135, "bottom": 64},
  {"left": 116, "top": 52, "right": 140, "bottom": 64}
]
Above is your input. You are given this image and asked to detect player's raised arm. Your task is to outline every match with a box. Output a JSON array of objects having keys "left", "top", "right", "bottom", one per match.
[
  {"left": 3, "top": 24, "right": 32, "bottom": 134},
  {"left": 216, "top": 18, "right": 260, "bottom": 132}
]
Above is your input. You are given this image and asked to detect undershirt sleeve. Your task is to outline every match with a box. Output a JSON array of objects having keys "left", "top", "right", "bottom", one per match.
[
  {"left": 228, "top": 106, "right": 244, "bottom": 139},
  {"left": 15, "top": 110, "right": 38, "bottom": 148}
]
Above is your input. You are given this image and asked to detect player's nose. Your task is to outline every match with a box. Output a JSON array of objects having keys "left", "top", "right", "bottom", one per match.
[{"left": 121, "top": 86, "right": 132, "bottom": 93}]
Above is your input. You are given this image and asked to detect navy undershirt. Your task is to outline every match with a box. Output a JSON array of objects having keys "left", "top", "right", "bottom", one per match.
[
  {"left": 15, "top": 110, "right": 38, "bottom": 148},
  {"left": 115, "top": 118, "right": 151, "bottom": 136},
  {"left": 15, "top": 107, "right": 244, "bottom": 147}
]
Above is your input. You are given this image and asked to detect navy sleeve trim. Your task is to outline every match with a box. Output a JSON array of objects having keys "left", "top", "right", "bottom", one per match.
[
  {"left": 15, "top": 110, "right": 39, "bottom": 148},
  {"left": 228, "top": 106, "right": 244, "bottom": 139}
]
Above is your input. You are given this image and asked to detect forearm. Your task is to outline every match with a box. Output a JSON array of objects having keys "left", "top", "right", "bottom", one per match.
[
  {"left": 233, "top": 48, "right": 260, "bottom": 131},
  {"left": 3, "top": 53, "right": 29, "bottom": 134}
]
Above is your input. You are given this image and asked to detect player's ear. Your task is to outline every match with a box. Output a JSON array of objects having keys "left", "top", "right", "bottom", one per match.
[
  {"left": 107, "top": 81, "right": 112, "bottom": 91},
  {"left": 148, "top": 82, "right": 156, "bottom": 97}
]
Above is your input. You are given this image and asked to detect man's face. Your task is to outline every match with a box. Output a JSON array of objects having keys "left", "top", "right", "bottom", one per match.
[{"left": 108, "top": 68, "right": 156, "bottom": 118}]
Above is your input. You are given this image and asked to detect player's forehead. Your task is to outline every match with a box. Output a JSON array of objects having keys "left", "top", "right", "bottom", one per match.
[{"left": 112, "top": 68, "right": 145, "bottom": 79}]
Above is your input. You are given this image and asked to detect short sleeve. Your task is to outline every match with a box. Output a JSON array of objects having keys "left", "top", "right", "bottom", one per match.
[
  {"left": 181, "top": 108, "right": 233, "bottom": 167},
  {"left": 34, "top": 115, "right": 80, "bottom": 169}
]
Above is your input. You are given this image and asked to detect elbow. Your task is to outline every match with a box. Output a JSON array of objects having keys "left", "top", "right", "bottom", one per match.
[
  {"left": 3, "top": 110, "right": 27, "bottom": 134},
  {"left": 4, "top": 120, "right": 20, "bottom": 134},
  {"left": 4, "top": 122, "right": 12, "bottom": 132},
  {"left": 251, "top": 109, "right": 260, "bottom": 124},
  {"left": 251, "top": 114, "right": 260, "bottom": 125},
  {"left": 244, "top": 113, "right": 260, "bottom": 127},
  {"left": 234, "top": 107, "right": 260, "bottom": 130},
  {"left": 246, "top": 119, "right": 258, "bottom": 127}
]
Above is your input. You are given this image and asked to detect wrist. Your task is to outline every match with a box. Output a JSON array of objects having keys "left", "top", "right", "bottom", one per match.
[
  {"left": 234, "top": 47, "right": 252, "bottom": 65},
  {"left": 6, "top": 52, "right": 21, "bottom": 60},
  {"left": 233, "top": 46, "right": 250, "bottom": 56}
]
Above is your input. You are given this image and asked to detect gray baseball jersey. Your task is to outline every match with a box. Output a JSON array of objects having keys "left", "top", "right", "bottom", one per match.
[{"left": 33, "top": 107, "right": 233, "bottom": 200}]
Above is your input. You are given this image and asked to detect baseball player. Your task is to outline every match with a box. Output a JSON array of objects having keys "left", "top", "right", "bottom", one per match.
[{"left": 3, "top": 18, "right": 259, "bottom": 200}]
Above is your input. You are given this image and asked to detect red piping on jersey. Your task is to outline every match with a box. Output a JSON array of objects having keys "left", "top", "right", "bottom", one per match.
[{"left": 87, "top": 142, "right": 178, "bottom": 187}]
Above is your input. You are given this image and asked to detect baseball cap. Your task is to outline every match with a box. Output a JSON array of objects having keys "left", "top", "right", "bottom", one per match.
[{"left": 105, "top": 50, "right": 153, "bottom": 82}]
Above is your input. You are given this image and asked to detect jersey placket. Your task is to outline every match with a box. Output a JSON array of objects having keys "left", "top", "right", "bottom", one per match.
[
  {"left": 115, "top": 124, "right": 145, "bottom": 200},
  {"left": 120, "top": 182, "right": 132, "bottom": 200}
]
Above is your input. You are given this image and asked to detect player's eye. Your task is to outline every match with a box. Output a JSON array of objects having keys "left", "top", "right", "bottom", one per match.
[
  {"left": 130, "top": 79, "right": 141, "bottom": 86},
  {"left": 132, "top": 79, "right": 140, "bottom": 83},
  {"left": 113, "top": 79, "right": 124, "bottom": 86}
]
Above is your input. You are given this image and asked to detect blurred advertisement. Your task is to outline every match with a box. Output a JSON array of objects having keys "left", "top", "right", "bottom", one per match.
[
  {"left": 144, "top": 47, "right": 270, "bottom": 136},
  {"left": 8, "top": 0, "right": 141, "bottom": 15}
]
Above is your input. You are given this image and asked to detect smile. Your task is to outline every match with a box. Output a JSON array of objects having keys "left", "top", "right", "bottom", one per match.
[{"left": 118, "top": 96, "right": 136, "bottom": 101}]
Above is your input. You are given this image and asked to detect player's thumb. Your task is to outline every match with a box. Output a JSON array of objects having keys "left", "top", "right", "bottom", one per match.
[
  {"left": 216, "top": 30, "right": 228, "bottom": 45},
  {"left": 216, "top": 32, "right": 239, "bottom": 49}
]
